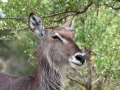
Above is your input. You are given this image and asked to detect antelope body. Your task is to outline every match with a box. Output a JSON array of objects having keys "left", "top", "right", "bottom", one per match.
[{"left": 0, "top": 13, "right": 86, "bottom": 90}]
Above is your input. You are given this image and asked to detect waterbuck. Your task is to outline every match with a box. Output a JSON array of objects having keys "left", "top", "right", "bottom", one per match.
[{"left": 0, "top": 13, "right": 86, "bottom": 90}]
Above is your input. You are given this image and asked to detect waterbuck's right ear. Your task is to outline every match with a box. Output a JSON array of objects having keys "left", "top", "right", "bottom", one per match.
[
  {"left": 61, "top": 17, "right": 75, "bottom": 31},
  {"left": 28, "top": 13, "right": 45, "bottom": 38}
]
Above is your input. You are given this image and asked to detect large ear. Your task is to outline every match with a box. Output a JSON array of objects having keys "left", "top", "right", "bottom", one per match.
[
  {"left": 61, "top": 17, "right": 75, "bottom": 31},
  {"left": 28, "top": 13, "right": 45, "bottom": 38}
]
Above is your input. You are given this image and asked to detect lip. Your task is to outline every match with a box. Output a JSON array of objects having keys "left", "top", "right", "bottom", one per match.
[{"left": 71, "top": 61, "right": 81, "bottom": 66}]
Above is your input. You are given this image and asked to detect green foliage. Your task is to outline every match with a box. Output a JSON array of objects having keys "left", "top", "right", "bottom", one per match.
[{"left": 0, "top": 0, "right": 120, "bottom": 90}]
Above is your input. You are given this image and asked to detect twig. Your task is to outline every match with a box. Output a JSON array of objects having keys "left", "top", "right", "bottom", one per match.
[
  {"left": 72, "top": 68, "right": 86, "bottom": 82},
  {"left": 92, "top": 77, "right": 101, "bottom": 84},
  {"left": 27, "top": 50, "right": 36, "bottom": 68},
  {"left": 27, "top": 59, "right": 35, "bottom": 68},
  {"left": 51, "top": 13, "right": 73, "bottom": 22},
  {"left": 91, "top": 50, "right": 107, "bottom": 59},
  {"left": 0, "top": 26, "right": 29, "bottom": 31},
  {"left": 16, "top": 26, "right": 28, "bottom": 31},
  {"left": 0, "top": 17, "right": 27, "bottom": 20},
  {"left": 112, "top": 81, "right": 120, "bottom": 90},
  {"left": 67, "top": 75, "right": 86, "bottom": 87}
]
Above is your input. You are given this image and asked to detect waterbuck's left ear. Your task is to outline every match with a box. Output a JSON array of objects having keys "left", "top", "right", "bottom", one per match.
[
  {"left": 28, "top": 12, "right": 45, "bottom": 38},
  {"left": 61, "top": 17, "right": 75, "bottom": 31}
]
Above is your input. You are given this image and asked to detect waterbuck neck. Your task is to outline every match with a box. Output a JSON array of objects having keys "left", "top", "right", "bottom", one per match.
[{"left": 36, "top": 41, "right": 65, "bottom": 90}]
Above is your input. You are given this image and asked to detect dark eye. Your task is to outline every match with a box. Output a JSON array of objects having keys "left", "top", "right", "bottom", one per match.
[{"left": 51, "top": 35, "right": 59, "bottom": 39}]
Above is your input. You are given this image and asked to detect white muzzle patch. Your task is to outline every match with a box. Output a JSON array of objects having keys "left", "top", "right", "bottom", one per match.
[{"left": 68, "top": 53, "right": 85, "bottom": 68}]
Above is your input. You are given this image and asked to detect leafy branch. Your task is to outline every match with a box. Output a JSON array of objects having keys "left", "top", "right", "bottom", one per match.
[
  {"left": 104, "top": 3, "right": 120, "bottom": 10},
  {"left": 50, "top": 1, "right": 93, "bottom": 22},
  {"left": 0, "top": 1, "right": 93, "bottom": 21}
]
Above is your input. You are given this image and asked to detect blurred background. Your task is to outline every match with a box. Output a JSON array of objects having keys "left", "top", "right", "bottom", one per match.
[{"left": 0, "top": 0, "right": 120, "bottom": 90}]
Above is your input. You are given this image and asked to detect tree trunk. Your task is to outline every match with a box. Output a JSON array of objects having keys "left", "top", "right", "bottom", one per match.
[{"left": 85, "top": 48, "right": 92, "bottom": 90}]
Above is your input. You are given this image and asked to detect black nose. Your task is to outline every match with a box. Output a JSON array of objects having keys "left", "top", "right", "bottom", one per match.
[{"left": 75, "top": 54, "right": 86, "bottom": 64}]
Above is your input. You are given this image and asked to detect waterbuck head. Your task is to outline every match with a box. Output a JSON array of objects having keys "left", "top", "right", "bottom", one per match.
[{"left": 28, "top": 13, "right": 86, "bottom": 69}]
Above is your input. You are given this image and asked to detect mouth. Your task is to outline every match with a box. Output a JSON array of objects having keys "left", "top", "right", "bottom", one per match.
[
  {"left": 69, "top": 60, "right": 82, "bottom": 68},
  {"left": 71, "top": 61, "right": 82, "bottom": 66}
]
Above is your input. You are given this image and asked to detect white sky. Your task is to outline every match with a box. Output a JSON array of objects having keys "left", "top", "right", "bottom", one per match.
[{"left": 1, "top": 0, "right": 8, "bottom": 2}]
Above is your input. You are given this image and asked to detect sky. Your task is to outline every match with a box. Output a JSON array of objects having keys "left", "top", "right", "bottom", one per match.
[{"left": 1, "top": 0, "right": 8, "bottom": 2}]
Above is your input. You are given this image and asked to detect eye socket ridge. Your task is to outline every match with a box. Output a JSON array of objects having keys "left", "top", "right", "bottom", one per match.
[
  {"left": 51, "top": 32, "right": 68, "bottom": 43},
  {"left": 51, "top": 35, "right": 59, "bottom": 39}
]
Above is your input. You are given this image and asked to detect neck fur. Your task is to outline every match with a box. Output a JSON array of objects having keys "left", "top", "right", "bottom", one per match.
[{"left": 36, "top": 42, "right": 64, "bottom": 90}]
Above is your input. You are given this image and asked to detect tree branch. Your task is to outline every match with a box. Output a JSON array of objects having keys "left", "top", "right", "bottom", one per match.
[
  {"left": 42, "top": 11, "right": 76, "bottom": 18},
  {"left": 85, "top": 47, "right": 92, "bottom": 90},
  {"left": 74, "top": 1, "right": 93, "bottom": 16},
  {"left": 49, "top": 1, "right": 93, "bottom": 22},
  {"left": 0, "top": 1, "right": 93, "bottom": 23},
  {"left": 104, "top": 3, "right": 120, "bottom": 10},
  {"left": 42, "top": 1, "right": 93, "bottom": 18}
]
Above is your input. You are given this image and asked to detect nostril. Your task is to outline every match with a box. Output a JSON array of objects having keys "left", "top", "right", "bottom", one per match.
[
  {"left": 75, "top": 54, "right": 86, "bottom": 64},
  {"left": 75, "top": 55, "right": 82, "bottom": 60}
]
